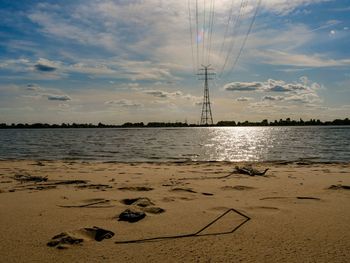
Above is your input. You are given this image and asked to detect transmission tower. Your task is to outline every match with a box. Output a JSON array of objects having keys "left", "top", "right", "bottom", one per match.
[{"left": 198, "top": 64, "right": 215, "bottom": 126}]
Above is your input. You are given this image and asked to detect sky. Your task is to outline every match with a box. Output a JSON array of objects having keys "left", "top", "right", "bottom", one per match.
[{"left": 0, "top": 0, "right": 349, "bottom": 124}]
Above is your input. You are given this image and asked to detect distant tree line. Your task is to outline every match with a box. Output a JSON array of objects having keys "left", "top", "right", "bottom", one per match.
[
  {"left": 0, "top": 118, "right": 349, "bottom": 129},
  {"left": 216, "top": 118, "right": 350, "bottom": 126}
]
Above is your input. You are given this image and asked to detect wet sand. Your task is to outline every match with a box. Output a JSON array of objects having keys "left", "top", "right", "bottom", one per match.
[{"left": 0, "top": 160, "right": 349, "bottom": 262}]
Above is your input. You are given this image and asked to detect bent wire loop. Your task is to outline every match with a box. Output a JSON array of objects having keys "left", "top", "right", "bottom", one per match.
[{"left": 115, "top": 208, "right": 251, "bottom": 244}]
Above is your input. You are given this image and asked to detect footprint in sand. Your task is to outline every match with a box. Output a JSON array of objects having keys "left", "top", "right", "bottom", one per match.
[
  {"left": 121, "top": 197, "right": 154, "bottom": 207},
  {"left": 161, "top": 197, "right": 176, "bottom": 202},
  {"left": 142, "top": 206, "right": 165, "bottom": 214},
  {"left": 47, "top": 226, "right": 114, "bottom": 249},
  {"left": 121, "top": 197, "right": 165, "bottom": 214}
]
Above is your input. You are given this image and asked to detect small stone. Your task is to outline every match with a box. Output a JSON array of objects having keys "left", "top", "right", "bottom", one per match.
[{"left": 118, "top": 209, "right": 146, "bottom": 223}]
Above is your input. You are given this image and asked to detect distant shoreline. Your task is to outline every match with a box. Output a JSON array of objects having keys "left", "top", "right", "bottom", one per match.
[
  {"left": 1, "top": 159, "right": 349, "bottom": 165},
  {"left": 1, "top": 117, "right": 349, "bottom": 129}
]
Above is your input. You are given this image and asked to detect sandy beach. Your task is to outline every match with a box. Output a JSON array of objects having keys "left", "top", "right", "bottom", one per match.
[{"left": 0, "top": 160, "right": 349, "bottom": 262}]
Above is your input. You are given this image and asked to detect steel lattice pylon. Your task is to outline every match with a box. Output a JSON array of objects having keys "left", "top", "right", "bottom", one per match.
[{"left": 198, "top": 65, "right": 215, "bottom": 126}]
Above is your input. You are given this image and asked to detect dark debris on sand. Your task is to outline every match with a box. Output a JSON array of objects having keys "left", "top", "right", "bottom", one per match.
[
  {"left": 234, "top": 166, "right": 269, "bottom": 176},
  {"left": 118, "top": 208, "right": 146, "bottom": 223},
  {"left": 328, "top": 184, "right": 350, "bottom": 190},
  {"left": 13, "top": 173, "right": 48, "bottom": 183},
  {"left": 118, "top": 186, "right": 154, "bottom": 191}
]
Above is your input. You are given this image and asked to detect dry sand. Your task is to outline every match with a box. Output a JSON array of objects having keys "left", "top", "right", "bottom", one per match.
[{"left": 0, "top": 160, "right": 349, "bottom": 262}]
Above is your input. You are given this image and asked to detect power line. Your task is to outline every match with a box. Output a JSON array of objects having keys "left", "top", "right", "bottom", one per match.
[
  {"left": 188, "top": 0, "right": 196, "bottom": 74},
  {"left": 202, "top": 0, "right": 206, "bottom": 65},
  {"left": 226, "top": 0, "right": 261, "bottom": 76},
  {"left": 195, "top": 0, "right": 199, "bottom": 70},
  {"left": 207, "top": 0, "right": 215, "bottom": 65},
  {"left": 219, "top": 0, "right": 246, "bottom": 77},
  {"left": 218, "top": 0, "right": 236, "bottom": 61}
]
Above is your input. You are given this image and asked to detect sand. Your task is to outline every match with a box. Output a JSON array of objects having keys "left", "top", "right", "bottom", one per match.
[{"left": 0, "top": 160, "right": 349, "bottom": 262}]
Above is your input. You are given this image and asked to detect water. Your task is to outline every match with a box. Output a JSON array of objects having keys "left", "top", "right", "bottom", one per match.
[{"left": 0, "top": 126, "right": 349, "bottom": 162}]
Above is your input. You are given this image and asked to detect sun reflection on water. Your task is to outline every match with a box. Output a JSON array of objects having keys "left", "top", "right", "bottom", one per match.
[{"left": 197, "top": 127, "right": 280, "bottom": 162}]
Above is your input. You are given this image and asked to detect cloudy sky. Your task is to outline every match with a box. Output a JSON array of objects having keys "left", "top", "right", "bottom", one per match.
[{"left": 0, "top": 0, "right": 349, "bottom": 124}]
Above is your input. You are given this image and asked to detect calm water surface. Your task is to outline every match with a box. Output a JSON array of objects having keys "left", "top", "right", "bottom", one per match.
[{"left": 0, "top": 127, "right": 349, "bottom": 162}]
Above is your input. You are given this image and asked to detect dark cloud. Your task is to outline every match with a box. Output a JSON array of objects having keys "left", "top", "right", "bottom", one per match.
[
  {"left": 144, "top": 90, "right": 168, "bottom": 98},
  {"left": 269, "top": 85, "right": 290, "bottom": 92},
  {"left": 35, "top": 63, "right": 57, "bottom": 72},
  {"left": 263, "top": 95, "right": 284, "bottom": 101},
  {"left": 26, "top": 84, "right": 40, "bottom": 91},
  {"left": 143, "top": 90, "right": 183, "bottom": 98},
  {"left": 47, "top": 94, "right": 71, "bottom": 101},
  {"left": 105, "top": 99, "right": 142, "bottom": 108},
  {"left": 286, "top": 83, "right": 308, "bottom": 91},
  {"left": 224, "top": 82, "right": 263, "bottom": 91}
]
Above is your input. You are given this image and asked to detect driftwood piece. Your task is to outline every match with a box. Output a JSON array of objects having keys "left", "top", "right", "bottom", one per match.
[
  {"left": 13, "top": 173, "right": 48, "bottom": 183},
  {"left": 234, "top": 166, "right": 269, "bottom": 176},
  {"left": 328, "top": 184, "right": 350, "bottom": 190},
  {"left": 58, "top": 200, "right": 111, "bottom": 208},
  {"left": 14, "top": 180, "right": 88, "bottom": 187}
]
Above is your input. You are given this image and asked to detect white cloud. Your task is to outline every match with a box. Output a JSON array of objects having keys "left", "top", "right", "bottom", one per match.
[
  {"left": 0, "top": 58, "right": 31, "bottom": 71},
  {"left": 0, "top": 57, "right": 178, "bottom": 81},
  {"left": 225, "top": 77, "right": 322, "bottom": 105},
  {"left": 260, "top": 0, "right": 331, "bottom": 15},
  {"left": 254, "top": 50, "right": 350, "bottom": 67},
  {"left": 236, "top": 96, "right": 254, "bottom": 102},
  {"left": 22, "top": 84, "right": 73, "bottom": 102},
  {"left": 308, "top": 20, "right": 342, "bottom": 33},
  {"left": 24, "top": 0, "right": 330, "bottom": 74},
  {"left": 224, "top": 78, "right": 316, "bottom": 93}
]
